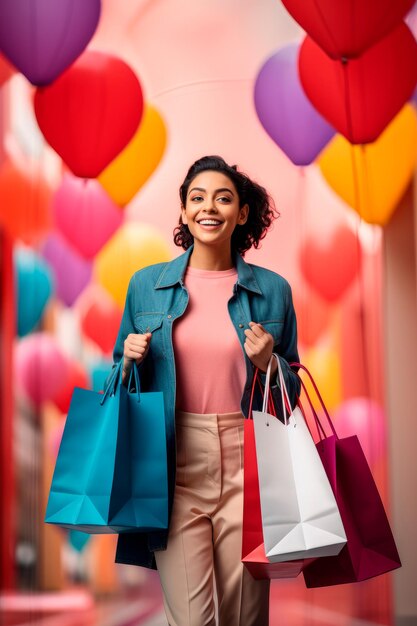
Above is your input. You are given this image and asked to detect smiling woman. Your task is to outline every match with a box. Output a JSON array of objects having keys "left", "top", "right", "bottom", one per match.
[{"left": 109, "top": 154, "right": 301, "bottom": 626}]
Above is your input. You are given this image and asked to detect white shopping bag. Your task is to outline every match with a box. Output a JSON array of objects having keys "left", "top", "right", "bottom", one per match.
[{"left": 252, "top": 354, "right": 346, "bottom": 563}]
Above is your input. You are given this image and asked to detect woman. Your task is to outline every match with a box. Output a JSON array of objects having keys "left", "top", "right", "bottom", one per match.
[{"left": 110, "top": 155, "right": 300, "bottom": 625}]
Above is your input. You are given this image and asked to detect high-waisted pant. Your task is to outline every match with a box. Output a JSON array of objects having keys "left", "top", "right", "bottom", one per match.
[{"left": 154, "top": 409, "right": 270, "bottom": 626}]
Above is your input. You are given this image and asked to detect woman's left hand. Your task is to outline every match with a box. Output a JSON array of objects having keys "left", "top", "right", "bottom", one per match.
[{"left": 243, "top": 321, "right": 278, "bottom": 376}]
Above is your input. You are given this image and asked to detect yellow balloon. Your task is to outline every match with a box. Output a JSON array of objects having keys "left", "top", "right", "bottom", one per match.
[
  {"left": 318, "top": 104, "right": 417, "bottom": 226},
  {"left": 98, "top": 105, "right": 167, "bottom": 207},
  {"left": 301, "top": 346, "right": 342, "bottom": 414},
  {"left": 94, "top": 222, "right": 171, "bottom": 308}
]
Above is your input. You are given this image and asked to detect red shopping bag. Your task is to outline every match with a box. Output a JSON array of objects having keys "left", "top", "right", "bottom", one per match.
[
  {"left": 291, "top": 362, "right": 401, "bottom": 587},
  {"left": 241, "top": 369, "right": 312, "bottom": 580}
]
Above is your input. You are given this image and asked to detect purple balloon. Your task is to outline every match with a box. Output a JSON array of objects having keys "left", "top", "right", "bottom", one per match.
[
  {"left": 0, "top": 0, "right": 101, "bottom": 86},
  {"left": 254, "top": 44, "right": 335, "bottom": 166},
  {"left": 42, "top": 233, "right": 92, "bottom": 306}
]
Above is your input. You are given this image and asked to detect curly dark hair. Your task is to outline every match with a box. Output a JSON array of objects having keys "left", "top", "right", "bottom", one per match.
[{"left": 173, "top": 155, "right": 279, "bottom": 256}]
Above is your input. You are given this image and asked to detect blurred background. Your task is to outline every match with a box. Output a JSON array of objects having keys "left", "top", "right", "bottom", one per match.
[{"left": 0, "top": 1, "right": 416, "bottom": 624}]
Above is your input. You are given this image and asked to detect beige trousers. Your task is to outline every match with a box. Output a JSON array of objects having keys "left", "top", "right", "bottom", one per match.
[{"left": 154, "top": 409, "right": 270, "bottom": 626}]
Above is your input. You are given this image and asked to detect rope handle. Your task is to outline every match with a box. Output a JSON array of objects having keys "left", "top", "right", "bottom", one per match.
[{"left": 289, "top": 362, "right": 338, "bottom": 440}]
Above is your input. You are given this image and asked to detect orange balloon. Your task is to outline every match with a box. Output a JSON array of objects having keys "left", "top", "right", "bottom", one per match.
[{"left": 0, "top": 160, "right": 52, "bottom": 243}]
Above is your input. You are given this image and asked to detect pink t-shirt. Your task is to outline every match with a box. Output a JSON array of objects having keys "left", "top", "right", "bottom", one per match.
[{"left": 173, "top": 265, "right": 247, "bottom": 414}]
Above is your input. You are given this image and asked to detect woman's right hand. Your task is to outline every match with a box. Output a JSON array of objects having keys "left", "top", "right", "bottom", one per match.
[{"left": 122, "top": 332, "right": 152, "bottom": 380}]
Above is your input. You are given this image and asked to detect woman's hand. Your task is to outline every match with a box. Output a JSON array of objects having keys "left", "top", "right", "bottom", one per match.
[
  {"left": 244, "top": 321, "right": 278, "bottom": 378},
  {"left": 122, "top": 332, "right": 152, "bottom": 381}
]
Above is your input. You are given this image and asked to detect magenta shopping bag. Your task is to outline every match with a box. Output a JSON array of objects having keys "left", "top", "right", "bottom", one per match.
[{"left": 291, "top": 363, "right": 401, "bottom": 587}]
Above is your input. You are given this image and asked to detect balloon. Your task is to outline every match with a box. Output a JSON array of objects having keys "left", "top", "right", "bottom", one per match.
[
  {"left": 292, "top": 284, "right": 332, "bottom": 347},
  {"left": 94, "top": 223, "right": 171, "bottom": 308},
  {"left": 34, "top": 50, "right": 144, "bottom": 178},
  {"left": 15, "top": 332, "right": 70, "bottom": 407},
  {"left": 302, "top": 346, "right": 342, "bottom": 412},
  {"left": 78, "top": 285, "right": 122, "bottom": 354},
  {"left": 0, "top": 53, "right": 15, "bottom": 86},
  {"left": 282, "top": 0, "right": 415, "bottom": 59},
  {"left": 53, "top": 174, "right": 123, "bottom": 259},
  {"left": 15, "top": 246, "right": 54, "bottom": 336},
  {"left": 0, "top": 160, "right": 52, "bottom": 243},
  {"left": 299, "top": 24, "right": 417, "bottom": 144},
  {"left": 89, "top": 359, "right": 113, "bottom": 392},
  {"left": 42, "top": 233, "right": 92, "bottom": 307},
  {"left": 333, "top": 397, "right": 386, "bottom": 464},
  {"left": 318, "top": 105, "right": 417, "bottom": 225},
  {"left": 99, "top": 104, "right": 168, "bottom": 207},
  {"left": 0, "top": 0, "right": 100, "bottom": 86},
  {"left": 299, "top": 226, "right": 362, "bottom": 303},
  {"left": 53, "top": 360, "right": 90, "bottom": 414},
  {"left": 68, "top": 530, "right": 91, "bottom": 553},
  {"left": 253, "top": 44, "right": 334, "bottom": 165}
]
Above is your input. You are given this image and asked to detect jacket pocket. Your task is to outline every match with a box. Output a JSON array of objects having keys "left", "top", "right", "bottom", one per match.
[
  {"left": 259, "top": 319, "right": 284, "bottom": 345},
  {"left": 134, "top": 313, "right": 164, "bottom": 334}
]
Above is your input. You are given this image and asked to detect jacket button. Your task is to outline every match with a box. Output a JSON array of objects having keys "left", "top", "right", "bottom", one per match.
[
  {"left": 167, "top": 314, "right": 172, "bottom": 319},
  {"left": 239, "top": 323, "right": 244, "bottom": 328}
]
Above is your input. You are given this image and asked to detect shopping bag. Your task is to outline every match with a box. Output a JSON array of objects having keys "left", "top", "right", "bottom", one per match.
[
  {"left": 242, "top": 369, "right": 307, "bottom": 579},
  {"left": 252, "top": 354, "right": 347, "bottom": 563},
  {"left": 291, "top": 363, "right": 401, "bottom": 587},
  {"left": 45, "top": 361, "right": 168, "bottom": 533}
]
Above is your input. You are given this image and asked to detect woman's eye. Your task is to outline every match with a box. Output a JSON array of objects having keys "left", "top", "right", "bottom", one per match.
[
  {"left": 191, "top": 196, "right": 203, "bottom": 201},
  {"left": 218, "top": 196, "right": 231, "bottom": 203}
]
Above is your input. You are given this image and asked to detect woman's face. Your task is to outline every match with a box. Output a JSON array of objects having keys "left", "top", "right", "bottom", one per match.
[{"left": 181, "top": 170, "right": 248, "bottom": 248}]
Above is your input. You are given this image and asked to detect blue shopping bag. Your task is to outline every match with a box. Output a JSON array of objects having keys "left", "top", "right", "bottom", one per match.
[{"left": 45, "top": 361, "right": 168, "bottom": 533}]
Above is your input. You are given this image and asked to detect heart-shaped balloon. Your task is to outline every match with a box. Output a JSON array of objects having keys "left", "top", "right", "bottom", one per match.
[
  {"left": 53, "top": 174, "right": 122, "bottom": 259},
  {"left": 34, "top": 50, "right": 144, "bottom": 178},
  {"left": 292, "top": 284, "right": 332, "bottom": 347},
  {"left": 282, "top": 0, "right": 415, "bottom": 59},
  {"left": 299, "top": 226, "right": 362, "bottom": 302},
  {"left": 318, "top": 105, "right": 417, "bottom": 225},
  {"left": 15, "top": 246, "right": 54, "bottom": 336},
  {"left": 299, "top": 23, "right": 417, "bottom": 144},
  {"left": 99, "top": 104, "right": 167, "bottom": 207},
  {"left": 42, "top": 233, "right": 92, "bottom": 306},
  {"left": 254, "top": 44, "right": 334, "bottom": 165},
  {"left": 78, "top": 285, "right": 122, "bottom": 354},
  {"left": 0, "top": 0, "right": 101, "bottom": 86}
]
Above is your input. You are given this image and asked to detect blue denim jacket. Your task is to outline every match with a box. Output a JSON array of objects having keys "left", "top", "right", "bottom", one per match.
[{"left": 109, "top": 244, "right": 300, "bottom": 568}]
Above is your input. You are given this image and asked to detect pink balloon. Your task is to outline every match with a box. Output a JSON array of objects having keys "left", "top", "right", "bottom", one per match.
[
  {"left": 15, "top": 332, "right": 71, "bottom": 408},
  {"left": 333, "top": 397, "right": 386, "bottom": 464},
  {"left": 53, "top": 174, "right": 123, "bottom": 259}
]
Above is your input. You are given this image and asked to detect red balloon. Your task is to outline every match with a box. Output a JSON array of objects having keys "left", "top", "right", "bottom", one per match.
[
  {"left": 282, "top": 0, "right": 415, "bottom": 59},
  {"left": 78, "top": 285, "right": 122, "bottom": 354},
  {"left": 53, "top": 360, "right": 90, "bottom": 414},
  {"left": 34, "top": 51, "right": 144, "bottom": 178},
  {"left": 299, "top": 23, "right": 417, "bottom": 144},
  {"left": 292, "top": 284, "right": 332, "bottom": 347},
  {"left": 299, "top": 24, "right": 417, "bottom": 144},
  {"left": 299, "top": 226, "right": 362, "bottom": 302},
  {"left": 0, "top": 53, "right": 15, "bottom": 86}
]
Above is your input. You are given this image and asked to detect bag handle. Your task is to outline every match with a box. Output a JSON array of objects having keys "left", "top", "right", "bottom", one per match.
[
  {"left": 289, "top": 362, "right": 338, "bottom": 440},
  {"left": 263, "top": 354, "right": 292, "bottom": 424},
  {"left": 100, "top": 359, "right": 141, "bottom": 405},
  {"left": 248, "top": 367, "right": 276, "bottom": 419}
]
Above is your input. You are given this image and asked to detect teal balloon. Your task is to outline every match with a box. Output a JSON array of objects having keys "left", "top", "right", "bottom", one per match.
[
  {"left": 68, "top": 529, "right": 91, "bottom": 552},
  {"left": 15, "top": 247, "right": 54, "bottom": 336}
]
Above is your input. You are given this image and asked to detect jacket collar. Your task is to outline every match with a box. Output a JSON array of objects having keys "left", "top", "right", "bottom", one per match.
[{"left": 154, "top": 244, "right": 263, "bottom": 294}]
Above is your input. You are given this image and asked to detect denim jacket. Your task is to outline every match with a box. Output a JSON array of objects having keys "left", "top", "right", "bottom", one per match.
[{"left": 108, "top": 244, "right": 300, "bottom": 569}]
